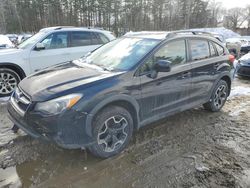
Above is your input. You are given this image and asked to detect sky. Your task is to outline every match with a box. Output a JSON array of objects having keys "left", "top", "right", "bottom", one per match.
[{"left": 216, "top": 0, "right": 250, "bottom": 9}]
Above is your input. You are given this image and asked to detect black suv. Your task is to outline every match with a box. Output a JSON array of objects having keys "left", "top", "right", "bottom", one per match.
[{"left": 8, "top": 31, "right": 234, "bottom": 158}]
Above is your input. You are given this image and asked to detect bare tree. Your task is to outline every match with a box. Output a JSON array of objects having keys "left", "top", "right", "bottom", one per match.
[
  {"left": 0, "top": 0, "right": 244, "bottom": 35},
  {"left": 225, "top": 7, "right": 248, "bottom": 30}
]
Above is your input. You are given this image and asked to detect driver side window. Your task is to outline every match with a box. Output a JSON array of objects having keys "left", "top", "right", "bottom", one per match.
[
  {"left": 140, "top": 40, "right": 187, "bottom": 74},
  {"left": 41, "top": 32, "right": 68, "bottom": 50}
]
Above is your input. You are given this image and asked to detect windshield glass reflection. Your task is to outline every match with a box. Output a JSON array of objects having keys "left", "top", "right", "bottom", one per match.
[{"left": 83, "top": 37, "right": 160, "bottom": 71}]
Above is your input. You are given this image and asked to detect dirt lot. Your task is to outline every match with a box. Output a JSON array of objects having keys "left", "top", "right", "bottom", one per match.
[{"left": 0, "top": 78, "right": 250, "bottom": 188}]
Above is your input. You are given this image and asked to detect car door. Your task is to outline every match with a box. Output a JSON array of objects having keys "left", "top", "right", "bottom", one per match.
[
  {"left": 29, "top": 32, "right": 70, "bottom": 72},
  {"left": 67, "top": 31, "right": 103, "bottom": 60},
  {"left": 188, "top": 39, "right": 222, "bottom": 106},
  {"left": 138, "top": 39, "right": 192, "bottom": 124}
]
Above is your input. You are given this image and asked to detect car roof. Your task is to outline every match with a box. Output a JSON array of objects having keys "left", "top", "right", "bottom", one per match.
[
  {"left": 125, "top": 31, "right": 222, "bottom": 42},
  {"left": 39, "top": 26, "right": 110, "bottom": 33}
]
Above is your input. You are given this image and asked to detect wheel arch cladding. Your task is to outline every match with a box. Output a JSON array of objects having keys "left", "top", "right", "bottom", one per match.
[
  {"left": 85, "top": 95, "right": 140, "bottom": 137},
  {"left": 221, "top": 75, "right": 231, "bottom": 96},
  {"left": 0, "top": 63, "right": 26, "bottom": 79}
]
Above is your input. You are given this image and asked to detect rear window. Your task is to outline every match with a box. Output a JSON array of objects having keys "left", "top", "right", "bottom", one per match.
[
  {"left": 96, "top": 33, "right": 110, "bottom": 44},
  {"left": 92, "top": 32, "right": 110, "bottom": 45},
  {"left": 214, "top": 43, "right": 224, "bottom": 56},
  {"left": 209, "top": 41, "right": 217, "bottom": 57},
  {"left": 190, "top": 40, "right": 210, "bottom": 61}
]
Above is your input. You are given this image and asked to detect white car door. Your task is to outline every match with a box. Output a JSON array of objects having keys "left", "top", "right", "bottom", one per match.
[{"left": 29, "top": 32, "right": 70, "bottom": 72}]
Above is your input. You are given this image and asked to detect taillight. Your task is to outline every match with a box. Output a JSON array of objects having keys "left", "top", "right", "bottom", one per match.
[{"left": 229, "top": 54, "right": 235, "bottom": 63}]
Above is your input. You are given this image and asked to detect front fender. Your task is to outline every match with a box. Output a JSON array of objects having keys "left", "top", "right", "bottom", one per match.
[{"left": 85, "top": 94, "right": 140, "bottom": 137}]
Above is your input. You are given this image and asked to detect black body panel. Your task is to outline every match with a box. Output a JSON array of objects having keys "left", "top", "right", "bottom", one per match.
[{"left": 8, "top": 35, "right": 233, "bottom": 149}]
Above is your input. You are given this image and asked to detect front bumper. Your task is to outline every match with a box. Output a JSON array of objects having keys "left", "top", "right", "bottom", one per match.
[
  {"left": 237, "top": 65, "right": 250, "bottom": 77},
  {"left": 7, "top": 99, "right": 94, "bottom": 149}
]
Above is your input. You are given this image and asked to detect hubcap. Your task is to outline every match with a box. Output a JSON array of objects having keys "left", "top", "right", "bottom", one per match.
[
  {"left": 0, "top": 72, "right": 18, "bottom": 95},
  {"left": 97, "top": 116, "right": 128, "bottom": 153},
  {"left": 214, "top": 85, "right": 227, "bottom": 109}
]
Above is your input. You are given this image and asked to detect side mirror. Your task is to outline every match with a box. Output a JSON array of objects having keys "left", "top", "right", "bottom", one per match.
[
  {"left": 154, "top": 60, "right": 171, "bottom": 72},
  {"left": 35, "top": 43, "right": 45, "bottom": 51}
]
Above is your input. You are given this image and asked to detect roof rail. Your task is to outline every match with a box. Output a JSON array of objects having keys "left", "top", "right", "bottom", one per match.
[
  {"left": 39, "top": 26, "right": 74, "bottom": 32},
  {"left": 54, "top": 26, "right": 74, "bottom": 30},
  {"left": 85, "top": 27, "right": 104, "bottom": 30},
  {"left": 166, "top": 30, "right": 213, "bottom": 38},
  {"left": 125, "top": 31, "right": 167, "bottom": 36}
]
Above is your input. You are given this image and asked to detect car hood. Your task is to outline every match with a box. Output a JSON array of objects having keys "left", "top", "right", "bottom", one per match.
[
  {"left": 0, "top": 48, "right": 22, "bottom": 55},
  {"left": 240, "top": 53, "right": 250, "bottom": 60},
  {"left": 19, "top": 61, "right": 124, "bottom": 101}
]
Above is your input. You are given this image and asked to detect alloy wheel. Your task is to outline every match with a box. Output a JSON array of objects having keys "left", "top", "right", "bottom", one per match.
[
  {"left": 0, "top": 72, "right": 18, "bottom": 95},
  {"left": 97, "top": 115, "right": 128, "bottom": 153},
  {"left": 214, "top": 85, "right": 227, "bottom": 109}
]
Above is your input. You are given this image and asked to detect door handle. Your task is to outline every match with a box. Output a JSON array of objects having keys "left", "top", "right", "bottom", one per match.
[
  {"left": 182, "top": 72, "right": 191, "bottom": 79},
  {"left": 62, "top": 53, "right": 71, "bottom": 56}
]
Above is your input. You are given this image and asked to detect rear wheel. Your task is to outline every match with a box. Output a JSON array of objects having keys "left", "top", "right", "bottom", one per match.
[
  {"left": 0, "top": 68, "right": 20, "bottom": 97},
  {"left": 88, "top": 106, "right": 133, "bottom": 158},
  {"left": 203, "top": 80, "right": 229, "bottom": 112}
]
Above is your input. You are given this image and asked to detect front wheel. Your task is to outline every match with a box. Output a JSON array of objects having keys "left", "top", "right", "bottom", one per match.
[
  {"left": 0, "top": 68, "right": 20, "bottom": 97},
  {"left": 88, "top": 106, "right": 133, "bottom": 158},
  {"left": 203, "top": 80, "right": 229, "bottom": 112}
]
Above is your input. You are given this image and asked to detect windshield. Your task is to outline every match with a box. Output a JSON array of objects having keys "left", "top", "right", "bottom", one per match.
[
  {"left": 84, "top": 37, "right": 160, "bottom": 71},
  {"left": 18, "top": 32, "right": 46, "bottom": 49}
]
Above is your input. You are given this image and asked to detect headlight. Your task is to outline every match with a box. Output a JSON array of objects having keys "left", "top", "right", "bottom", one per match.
[{"left": 35, "top": 94, "right": 83, "bottom": 115}]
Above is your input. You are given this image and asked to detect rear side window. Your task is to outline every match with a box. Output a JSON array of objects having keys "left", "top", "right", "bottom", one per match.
[
  {"left": 214, "top": 43, "right": 224, "bottom": 56},
  {"left": 96, "top": 33, "right": 110, "bottom": 44},
  {"left": 190, "top": 40, "right": 210, "bottom": 61},
  {"left": 91, "top": 32, "right": 110, "bottom": 45},
  {"left": 209, "top": 42, "right": 217, "bottom": 57},
  {"left": 71, "top": 31, "right": 93, "bottom": 47},
  {"left": 91, "top": 33, "right": 103, "bottom": 45}
]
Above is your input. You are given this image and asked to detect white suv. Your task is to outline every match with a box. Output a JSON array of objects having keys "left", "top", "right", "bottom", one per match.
[{"left": 0, "top": 26, "right": 115, "bottom": 97}]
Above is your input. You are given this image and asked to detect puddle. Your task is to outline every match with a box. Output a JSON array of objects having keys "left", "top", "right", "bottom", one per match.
[{"left": 0, "top": 149, "right": 102, "bottom": 188}]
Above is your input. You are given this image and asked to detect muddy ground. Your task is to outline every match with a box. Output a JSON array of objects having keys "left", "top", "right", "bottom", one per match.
[{"left": 0, "top": 78, "right": 250, "bottom": 188}]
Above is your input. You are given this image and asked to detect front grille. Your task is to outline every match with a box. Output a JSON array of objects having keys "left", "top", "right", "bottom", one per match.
[{"left": 10, "top": 87, "right": 31, "bottom": 116}]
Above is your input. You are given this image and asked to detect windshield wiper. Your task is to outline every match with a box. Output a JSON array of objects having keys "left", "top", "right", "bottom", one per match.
[
  {"left": 98, "top": 65, "right": 111, "bottom": 72},
  {"left": 77, "top": 58, "right": 112, "bottom": 72}
]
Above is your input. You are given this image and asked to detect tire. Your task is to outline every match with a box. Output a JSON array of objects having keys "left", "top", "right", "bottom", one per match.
[
  {"left": 203, "top": 80, "right": 229, "bottom": 112},
  {"left": 0, "top": 68, "right": 21, "bottom": 97},
  {"left": 88, "top": 105, "right": 133, "bottom": 158}
]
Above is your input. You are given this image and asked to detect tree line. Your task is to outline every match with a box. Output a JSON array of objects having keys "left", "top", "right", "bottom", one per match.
[{"left": 0, "top": 0, "right": 249, "bottom": 35}]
